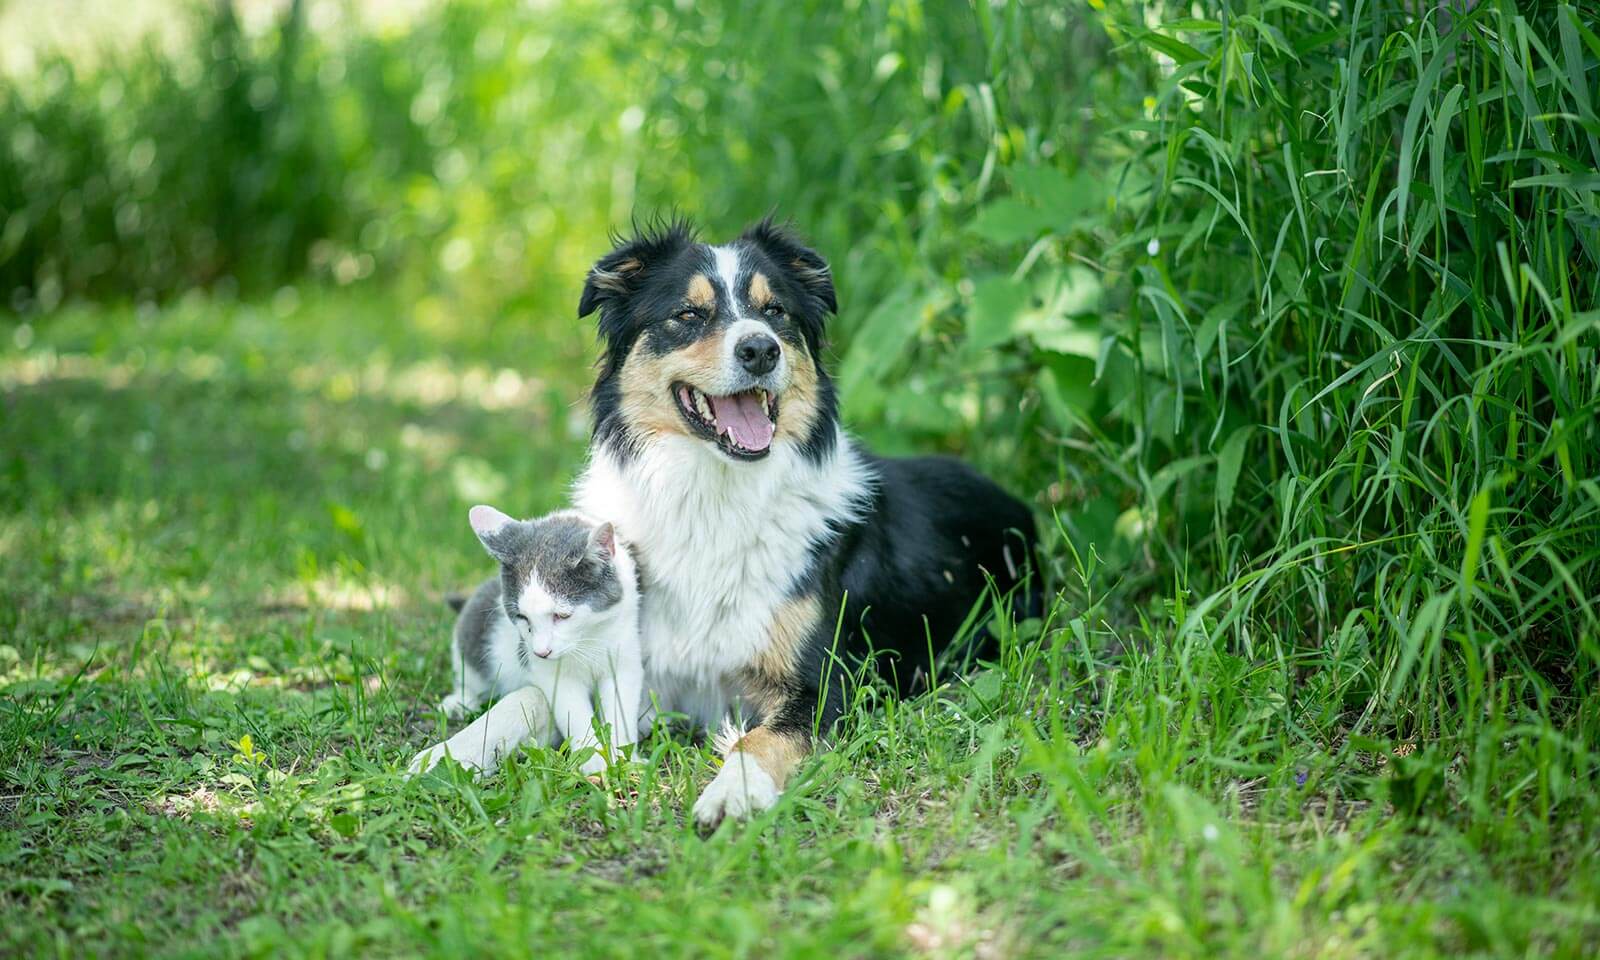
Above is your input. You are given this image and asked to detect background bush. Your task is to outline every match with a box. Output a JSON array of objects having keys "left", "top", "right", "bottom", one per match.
[{"left": 2, "top": 0, "right": 1597, "bottom": 735}]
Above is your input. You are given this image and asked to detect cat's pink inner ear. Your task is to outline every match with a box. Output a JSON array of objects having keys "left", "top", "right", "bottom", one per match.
[
  {"left": 469, "top": 504, "right": 513, "bottom": 539},
  {"left": 593, "top": 522, "right": 616, "bottom": 558}
]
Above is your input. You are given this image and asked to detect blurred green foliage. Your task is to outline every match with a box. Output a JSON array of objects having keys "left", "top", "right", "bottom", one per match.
[{"left": 0, "top": 1, "right": 630, "bottom": 313}]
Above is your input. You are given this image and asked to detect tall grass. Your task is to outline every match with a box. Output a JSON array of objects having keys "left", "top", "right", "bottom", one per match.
[{"left": 1091, "top": 1, "right": 1600, "bottom": 761}]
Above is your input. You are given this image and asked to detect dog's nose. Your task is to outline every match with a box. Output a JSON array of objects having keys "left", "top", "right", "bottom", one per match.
[{"left": 735, "top": 334, "right": 780, "bottom": 375}]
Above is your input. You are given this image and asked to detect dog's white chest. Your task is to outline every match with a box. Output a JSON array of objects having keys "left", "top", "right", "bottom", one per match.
[{"left": 575, "top": 436, "right": 870, "bottom": 726}]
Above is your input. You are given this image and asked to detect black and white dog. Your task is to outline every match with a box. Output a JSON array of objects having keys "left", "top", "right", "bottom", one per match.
[{"left": 572, "top": 218, "right": 1035, "bottom": 826}]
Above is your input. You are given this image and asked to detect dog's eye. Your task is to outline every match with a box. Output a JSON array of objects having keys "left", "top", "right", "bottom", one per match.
[
  {"left": 762, "top": 304, "right": 785, "bottom": 318},
  {"left": 673, "top": 310, "right": 699, "bottom": 325}
]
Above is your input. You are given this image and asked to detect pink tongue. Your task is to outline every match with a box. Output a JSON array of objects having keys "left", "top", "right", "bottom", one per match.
[{"left": 708, "top": 391, "right": 775, "bottom": 451}]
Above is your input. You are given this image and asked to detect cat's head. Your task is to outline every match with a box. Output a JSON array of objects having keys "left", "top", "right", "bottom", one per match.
[{"left": 467, "top": 505, "right": 624, "bottom": 661}]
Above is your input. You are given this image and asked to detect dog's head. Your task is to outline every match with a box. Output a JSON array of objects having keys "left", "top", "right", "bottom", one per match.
[{"left": 580, "top": 217, "right": 839, "bottom": 464}]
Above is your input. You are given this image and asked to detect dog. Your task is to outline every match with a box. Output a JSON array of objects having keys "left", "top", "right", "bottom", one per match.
[{"left": 572, "top": 217, "right": 1036, "bottom": 827}]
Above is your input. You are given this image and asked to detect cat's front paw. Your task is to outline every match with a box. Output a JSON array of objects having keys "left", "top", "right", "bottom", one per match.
[
  {"left": 437, "top": 693, "right": 476, "bottom": 719},
  {"left": 406, "top": 741, "right": 487, "bottom": 778},
  {"left": 692, "top": 751, "right": 778, "bottom": 828},
  {"left": 406, "top": 743, "right": 447, "bottom": 777},
  {"left": 577, "top": 751, "right": 610, "bottom": 777}
]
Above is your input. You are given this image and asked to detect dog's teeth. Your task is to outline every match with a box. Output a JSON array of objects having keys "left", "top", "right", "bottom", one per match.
[{"left": 695, "top": 391, "right": 712, "bottom": 420}]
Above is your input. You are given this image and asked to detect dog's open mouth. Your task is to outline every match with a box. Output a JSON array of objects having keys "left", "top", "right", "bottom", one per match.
[{"left": 673, "top": 383, "right": 779, "bottom": 459}]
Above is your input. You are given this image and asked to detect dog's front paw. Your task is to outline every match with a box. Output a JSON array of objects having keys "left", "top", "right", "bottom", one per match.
[{"left": 692, "top": 751, "right": 779, "bottom": 828}]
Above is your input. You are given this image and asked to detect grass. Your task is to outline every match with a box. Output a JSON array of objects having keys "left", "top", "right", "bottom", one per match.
[{"left": 2, "top": 289, "right": 1597, "bottom": 958}]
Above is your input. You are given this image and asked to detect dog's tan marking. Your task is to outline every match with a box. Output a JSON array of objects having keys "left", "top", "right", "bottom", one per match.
[
  {"left": 774, "top": 345, "right": 820, "bottom": 446},
  {"left": 730, "top": 726, "right": 809, "bottom": 787},
  {"left": 757, "top": 594, "right": 820, "bottom": 681},
  {"left": 617, "top": 336, "right": 726, "bottom": 441},
  {"left": 748, "top": 271, "right": 773, "bottom": 306},
  {"left": 686, "top": 273, "right": 715, "bottom": 310},
  {"left": 736, "top": 594, "right": 822, "bottom": 714}
]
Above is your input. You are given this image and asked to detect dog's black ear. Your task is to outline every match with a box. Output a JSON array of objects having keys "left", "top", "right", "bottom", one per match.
[
  {"left": 578, "top": 218, "right": 697, "bottom": 320},
  {"left": 740, "top": 217, "right": 837, "bottom": 316},
  {"left": 577, "top": 248, "right": 643, "bottom": 319}
]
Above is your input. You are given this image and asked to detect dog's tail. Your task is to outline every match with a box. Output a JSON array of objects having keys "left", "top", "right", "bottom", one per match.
[{"left": 444, "top": 593, "right": 468, "bottom": 614}]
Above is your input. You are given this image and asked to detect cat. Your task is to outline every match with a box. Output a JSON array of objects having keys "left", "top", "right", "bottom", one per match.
[{"left": 407, "top": 504, "right": 643, "bottom": 778}]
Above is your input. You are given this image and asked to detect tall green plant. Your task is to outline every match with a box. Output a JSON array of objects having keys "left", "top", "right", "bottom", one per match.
[{"left": 1098, "top": 1, "right": 1597, "bottom": 730}]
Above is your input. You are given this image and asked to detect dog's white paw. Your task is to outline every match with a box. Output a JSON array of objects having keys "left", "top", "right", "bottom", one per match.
[{"left": 692, "top": 751, "right": 779, "bottom": 828}]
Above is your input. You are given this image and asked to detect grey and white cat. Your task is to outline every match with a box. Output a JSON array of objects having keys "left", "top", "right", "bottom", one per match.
[{"left": 407, "top": 505, "right": 643, "bottom": 778}]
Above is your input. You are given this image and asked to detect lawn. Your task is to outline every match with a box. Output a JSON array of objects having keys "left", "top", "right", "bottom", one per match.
[{"left": 3, "top": 291, "right": 1596, "bottom": 959}]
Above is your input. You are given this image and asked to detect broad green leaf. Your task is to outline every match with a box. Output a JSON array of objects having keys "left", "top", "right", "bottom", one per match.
[
  {"left": 1136, "top": 31, "right": 1208, "bottom": 65},
  {"left": 839, "top": 284, "right": 940, "bottom": 402},
  {"left": 328, "top": 812, "right": 360, "bottom": 838},
  {"left": 970, "top": 198, "right": 1056, "bottom": 244},
  {"left": 1013, "top": 266, "right": 1103, "bottom": 355},
  {"left": 966, "top": 275, "right": 1029, "bottom": 353},
  {"left": 1149, "top": 455, "right": 1209, "bottom": 505},
  {"left": 887, "top": 385, "right": 961, "bottom": 433},
  {"left": 1164, "top": 19, "right": 1221, "bottom": 33},
  {"left": 1461, "top": 486, "right": 1490, "bottom": 600},
  {"left": 1038, "top": 352, "right": 1096, "bottom": 429},
  {"left": 1510, "top": 172, "right": 1600, "bottom": 190},
  {"left": 1215, "top": 426, "right": 1251, "bottom": 515},
  {"left": 1011, "top": 166, "right": 1098, "bottom": 220}
]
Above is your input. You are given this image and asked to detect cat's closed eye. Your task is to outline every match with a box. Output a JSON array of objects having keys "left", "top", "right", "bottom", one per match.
[{"left": 552, "top": 610, "right": 572, "bottom": 622}]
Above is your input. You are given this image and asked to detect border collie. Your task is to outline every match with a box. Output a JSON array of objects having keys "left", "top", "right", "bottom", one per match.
[{"left": 573, "top": 218, "right": 1035, "bottom": 827}]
